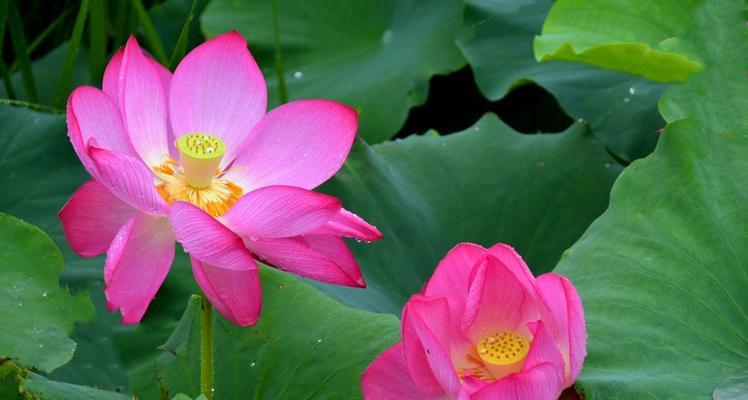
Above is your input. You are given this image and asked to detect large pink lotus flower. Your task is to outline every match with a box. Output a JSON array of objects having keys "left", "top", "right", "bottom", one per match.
[
  {"left": 59, "top": 31, "right": 381, "bottom": 326},
  {"left": 362, "top": 243, "right": 585, "bottom": 400}
]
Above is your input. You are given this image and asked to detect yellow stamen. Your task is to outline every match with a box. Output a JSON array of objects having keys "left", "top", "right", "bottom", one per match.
[
  {"left": 156, "top": 178, "right": 243, "bottom": 217},
  {"left": 153, "top": 151, "right": 242, "bottom": 217},
  {"left": 177, "top": 133, "right": 226, "bottom": 189}
]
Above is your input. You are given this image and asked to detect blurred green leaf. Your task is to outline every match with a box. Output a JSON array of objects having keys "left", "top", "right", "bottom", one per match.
[
  {"left": 22, "top": 372, "right": 132, "bottom": 400},
  {"left": 133, "top": 268, "right": 399, "bottom": 400},
  {"left": 148, "top": 0, "right": 208, "bottom": 69},
  {"left": 167, "top": 0, "right": 200, "bottom": 69},
  {"left": 458, "top": 0, "right": 665, "bottom": 161},
  {"left": 201, "top": 0, "right": 466, "bottom": 143},
  {"left": 317, "top": 115, "right": 622, "bottom": 313},
  {"left": 88, "top": 0, "right": 108, "bottom": 83},
  {"left": 0, "top": 213, "right": 93, "bottom": 372},
  {"left": 54, "top": 0, "right": 89, "bottom": 108},
  {"left": 534, "top": 0, "right": 702, "bottom": 82},
  {"left": 0, "top": 42, "right": 90, "bottom": 106},
  {"left": 0, "top": 0, "right": 16, "bottom": 99},
  {"left": 553, "top": 1, "right": 748, "bottom": 398},
  {"left": 132, "top": 0, "right": 169, "bottom": 65},
  {"left": 6, "top": 0, "right": 38, "bottom": 102}
]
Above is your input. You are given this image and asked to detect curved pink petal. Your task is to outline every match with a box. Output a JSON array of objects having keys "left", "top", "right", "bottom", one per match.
[
  {"left": 422, "top": 243, "right": 488, "bottom": 319},
  {"left": 487, "top": 243, "right": 539, "bottom": 294},
  {"left": 102, "top": 49, "right": 123, "bottom": 102},
  {"left": 168, "top": 201, "right": 256, "bottom": 271},
  {"left": 119, "top": 36, "right": 170, "bottom": 167},
  {"left": 227, "top": 99, "right": 357, "bottom": 190},
  {"left": 104, "top": 214, "right": 175, "bottom": 324},
  {"left": 245, "top": 235, "right": 364, "bottom": 287},
  {"left": 362, "top": 343, "right": 434, "bottom": 400},
  {"left": 221, "top": 185, "right": 341, "bottom": 238},
  {"left": 104, "top": 48, "right": 172, "bottom": 103},
  {"left": 89, "top": 147, "right": 167, "bottom": 215},
  {"left": 470, "top": 321, "right": 565, "bottom": 400},
  {"left": 402, "top": 296, "right": 461, "bottom": 397},
  {"left": 469, "top": 363, "right": 563, "bottom": 400},
  {"left": 59, "top": 179, "right": 137, "bottom": 257},
  {"left": 191, "top": 256, "right": 261, "bottom": 327},
  {"left": 461, "top": 255, "right": 543, "bottom": 342},
  {"left": 67, "top": 86, "right": 135, "bottom": 178},
  {"left": 170, "top": 31, "right": 266, "bottom": 167},
  {"left": 536, "top": 273, "right": 587, "bottom": 385},
  {"left": 308, "top": 208, "right": 382, "bottom": 242}
]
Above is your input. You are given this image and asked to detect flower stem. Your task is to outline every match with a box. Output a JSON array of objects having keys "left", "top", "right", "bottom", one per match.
[
  {"left": 200, "top": 294, "right": 214, "bottom": 400},
  {"left": 271, "top": 0, "right": 288, "bottom": 104}
]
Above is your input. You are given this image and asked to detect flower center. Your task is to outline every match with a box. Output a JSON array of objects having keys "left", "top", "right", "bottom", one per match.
[
  {"left": 476, "top": 331, "right": 530, "bottom": 366},
  {"left": 458, "top": 330, "right": 531, "bottom": 382},
  {"left": 177, "top": 133, "right": 226, "bottom": 189},
  {"left": 153, "top": 133, "right": 242, "bottom": 217}
]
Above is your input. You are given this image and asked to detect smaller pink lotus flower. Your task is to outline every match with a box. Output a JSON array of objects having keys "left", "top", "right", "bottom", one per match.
[
  {"left": 362, "top": 243, "right": 586, "bottom": 400},
  {"left": 59, "top": 31, "right": 381, "bottom": 326}
]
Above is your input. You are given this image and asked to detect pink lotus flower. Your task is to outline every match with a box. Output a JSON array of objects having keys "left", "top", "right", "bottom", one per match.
[
  {"left": 362, "top": 243, "right": 585, "bottom": 400},
  {"left": 59, "top": 31, "right": 381, "bottom": 326}
]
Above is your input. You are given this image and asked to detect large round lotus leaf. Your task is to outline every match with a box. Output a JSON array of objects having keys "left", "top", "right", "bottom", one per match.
[
  {"left": 550, "top": 1, "right": 748, "bottom": 398},
  {"left": 0, "top": 214, "right": 92, "bottom": 373},
  {"left": 316, "top": 114, "right": 622, "bottom": 313},
  {"left": 200, "top": 0, "right": 466, "bottom": 142}
]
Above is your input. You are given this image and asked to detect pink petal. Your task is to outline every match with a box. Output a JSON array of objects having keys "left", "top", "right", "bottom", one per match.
[
  {"left": 468, "top": 363, "right": 563, "bottom": 400},
  {"left": 102, "top": 49, "right": 123, "bottom": 102},
  {"left": 59, "top": 179, "right": 137, "bottom": 257},
  {"left": 89, "top": 146, "right": 167, "bottom": 215},
  {"left": 487, "top": 243, "right": 539, "bottom": 295},
  {"left": 461, "top": 255, "right": 542, "bottom": 342},
  {"left": 422, "top": 243, "right": 488, "bottom": 319},
  {"left": 362, "top": 343, "right": 434, "bottom": 400},
  {"left": 401, "top": 296, "right": 461, "bottom": 397},
  {"left": 104, "top": 48, "right": 172, "bottom": 104},
  {"left": 191, "top": 256, "right": 261, "bottom": 327},
  {"left": 245, "top": 235, "right": 364, "bottom": 287},
  {"left": 308, "top": 208, "right": 382, "bottom": 241},
  {"left": 221, "top": 185, "right": 341, "bottom": 238},
  {"left": 67, "top": 86, "right": 135, "bottom": 178},
  {"left": 226, "top": 99, "right": 357, "bottom": 190},
  {"left": 119, "top": 36, "right": 170, "bottom": 167},
  {"left": 105, "top": 214, "right": 175, "bottom": 324},
  {"left": 170, "top": 31, "right": 266, "bottom": 167},
  {"left": 536, "top": 273, "right": 587, "bottom": 385},
  {"left": 168, "top": 201, "right": 256, "bottom": 271},
  {"left": 104, "top": 48, "right": 175, "bottom": 158},
  {"left": 469, "top": 321, "right": 565, "bottom": 400}
]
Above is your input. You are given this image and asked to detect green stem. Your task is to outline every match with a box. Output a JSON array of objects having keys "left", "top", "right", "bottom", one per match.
[
  {"left": 200, "top": 294, "right": 214, "bottom": 400},
  {"left": 6, "top": 0, "right": 38, "bottom": 103},
  {"left": 271, "top": 0, "right": 287, "bottom": 104}
]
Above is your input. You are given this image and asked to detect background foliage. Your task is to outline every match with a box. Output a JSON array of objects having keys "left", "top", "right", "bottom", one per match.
[{"left": 0, "top": 0, "right": 745, "bottom": 399}]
